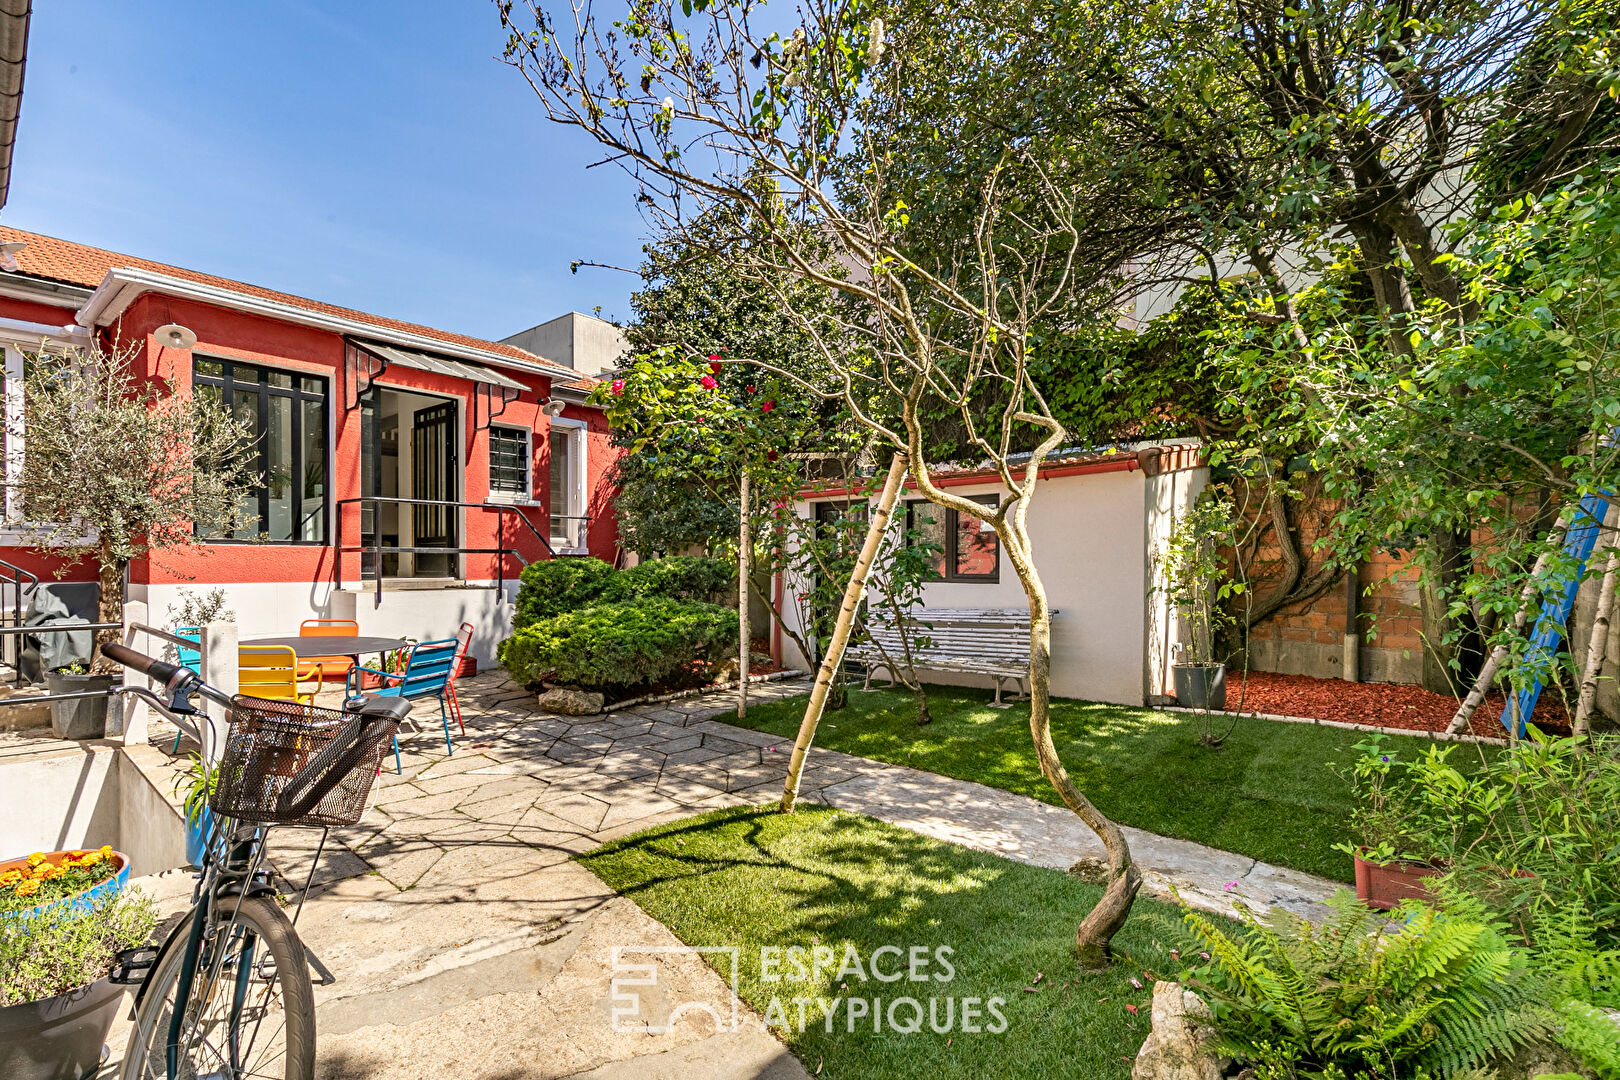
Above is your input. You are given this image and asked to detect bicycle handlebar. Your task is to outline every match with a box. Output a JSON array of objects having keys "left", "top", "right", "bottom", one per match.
[{"left": 101, "top": 642, "right": 189, "bottom": 690}]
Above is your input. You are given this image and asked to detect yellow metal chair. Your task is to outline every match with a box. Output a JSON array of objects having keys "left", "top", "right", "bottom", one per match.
[{"left": 238, "top": 646, "right": 318, "bottom": 705}]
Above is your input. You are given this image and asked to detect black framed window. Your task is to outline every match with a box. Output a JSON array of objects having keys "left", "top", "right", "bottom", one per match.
[
  {"left": 489, "top": 425, "right": 530, "bottom": 496},
  {"left": 906, "top": 495, "right": 999, "bottom": 582},
  {"left": 193, "top": 357, "right": 329, "bottom": 542}
]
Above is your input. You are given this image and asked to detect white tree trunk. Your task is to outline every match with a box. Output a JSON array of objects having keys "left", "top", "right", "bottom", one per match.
[
  {"left": 780, "top": 453, "right": 907, "bottom": 812},
  {"left": 1447, "top": 513, "right": 1570, "bottom": 733},
  {"left": 1575, "top": 543, "right": 1618, "bottom": 739},
  {"left": 738, "top": 470, "right": 751, "bottom": 719}
]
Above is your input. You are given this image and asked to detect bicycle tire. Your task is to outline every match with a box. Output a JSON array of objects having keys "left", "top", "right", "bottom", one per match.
[{"left": 120, "top": 896, "right": 315, "bottom": 1080}]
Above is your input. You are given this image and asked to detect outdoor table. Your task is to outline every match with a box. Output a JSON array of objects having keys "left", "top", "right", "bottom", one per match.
[{"left": 238, "top": 635, "right": 408, "bottom": 660}]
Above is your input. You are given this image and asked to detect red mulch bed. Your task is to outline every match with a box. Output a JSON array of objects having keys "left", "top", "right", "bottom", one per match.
[{"left": 1217, "top": 671, "right": 1571, "bottom": 739}]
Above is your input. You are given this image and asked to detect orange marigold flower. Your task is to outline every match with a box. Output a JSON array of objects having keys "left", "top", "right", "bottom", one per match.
[
  {"left": 80, "top": 852, "right": 103, "bottom": 867},
  {"left": 0, "top": 870, "right": 21, "bottom": 888},
  {"left": 14, "top": 879, "right": 39, "bottom": 897},
  {"left": 26, "top": 852, "right": 46, "bottom": 866}
]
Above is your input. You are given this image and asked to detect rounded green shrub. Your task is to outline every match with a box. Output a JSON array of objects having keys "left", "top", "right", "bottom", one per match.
[
  {"left": 512, "top": 556, "right": 616, "bottom": 627},
  {"left": 612, "top": 555, "right": 734, "bottom": 605},
  {"left": 499, "top": 597, "right": 735, "bottom": 693}
]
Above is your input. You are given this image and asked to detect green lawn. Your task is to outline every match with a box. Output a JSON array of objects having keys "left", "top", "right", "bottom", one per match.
[
  {"left": 582, "top": 805, "right": 1206, "bottom": 1080},
  {"left": 731, "top": 686, "right": 1481, "bottom": 882}
]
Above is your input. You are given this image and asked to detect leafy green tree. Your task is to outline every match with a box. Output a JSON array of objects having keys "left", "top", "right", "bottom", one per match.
[
  {"left": 610, "top": 206, "right": 849, "bottom": 556},
  {"left": 1217, "top": 170, "right": 1620, "bottom": 712},
  {"left": 5, "top": 345, "right": 257, "bottom": 671}
]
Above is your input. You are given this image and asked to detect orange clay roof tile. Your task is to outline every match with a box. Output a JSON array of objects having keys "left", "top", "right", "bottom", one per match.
[{"left": 0, "top": 224, "right": 594, "bottom": 387}]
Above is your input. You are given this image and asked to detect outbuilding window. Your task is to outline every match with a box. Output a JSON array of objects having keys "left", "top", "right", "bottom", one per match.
[{"left": 906, "top": 495, "right": 999, "bottom": 583}]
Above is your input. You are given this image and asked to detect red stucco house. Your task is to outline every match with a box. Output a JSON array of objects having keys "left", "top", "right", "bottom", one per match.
[{"left": 0, "top": 225, "right": 620, "bottom": 663}]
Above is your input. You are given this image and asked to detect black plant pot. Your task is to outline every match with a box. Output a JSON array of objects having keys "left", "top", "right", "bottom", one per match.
[
  {"left": 44, "top": 672, "right": 113, "bottom": 740},
  {"left": 1173, "top": 663, "right": 1227, "bottom": 710},
  {"left": 0, "top": 977, "right": 123, "bottom": 1080}
]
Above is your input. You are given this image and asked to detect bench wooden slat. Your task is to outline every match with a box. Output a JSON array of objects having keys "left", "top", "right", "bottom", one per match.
[{"left": 847, "top": 607, "right": 1045, "bottom": 703}]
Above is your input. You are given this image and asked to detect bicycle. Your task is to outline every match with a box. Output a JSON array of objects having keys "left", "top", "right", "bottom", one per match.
[{"left": 102, "top": 641, "right": 411, "bottom": 1080}]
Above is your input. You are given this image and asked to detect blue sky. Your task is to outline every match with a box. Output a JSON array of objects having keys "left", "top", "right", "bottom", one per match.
[{"left": 5, "top": 1, "right": 648, "bottom": 340}]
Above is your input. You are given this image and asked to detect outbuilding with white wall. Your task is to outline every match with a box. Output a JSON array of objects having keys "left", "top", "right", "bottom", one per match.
[{"left": 774, "top": 442, "right": 1207, "bottom": 707}]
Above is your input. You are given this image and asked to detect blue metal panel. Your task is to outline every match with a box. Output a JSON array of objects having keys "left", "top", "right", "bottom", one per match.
[{"left": 1506, "top": 492, "right": 1612, "bottom": 735}]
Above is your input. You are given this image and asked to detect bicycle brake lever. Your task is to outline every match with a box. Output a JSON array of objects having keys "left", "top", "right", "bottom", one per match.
[{"left": 167, "top": 684, "right": 201, "bottom": 716}]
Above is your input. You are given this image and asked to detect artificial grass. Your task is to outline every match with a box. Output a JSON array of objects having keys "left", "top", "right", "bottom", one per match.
[
  {"left": 582, "top": 804, "right": 1206, "bottom": 1080},
  {"left": 729, "top": 686, "right": 1485, "bottom": 882}
]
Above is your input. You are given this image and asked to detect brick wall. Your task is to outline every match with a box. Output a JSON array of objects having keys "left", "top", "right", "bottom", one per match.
[{"left": 1227, "top": 474, "right": 1424, "bottom": 685}]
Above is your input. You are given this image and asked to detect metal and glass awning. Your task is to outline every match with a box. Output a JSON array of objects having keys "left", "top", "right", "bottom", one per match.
[{"left": 349, "top": 339, "right": 528, "bottom": 392}]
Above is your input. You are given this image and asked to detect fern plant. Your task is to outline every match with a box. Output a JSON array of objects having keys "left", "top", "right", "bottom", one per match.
[{"left": 1180, "top": 891, "right": 1561, "bottom": 1078}]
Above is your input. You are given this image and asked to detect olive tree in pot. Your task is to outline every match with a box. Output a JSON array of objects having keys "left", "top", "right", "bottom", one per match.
[
  {"left": 0, "top": 889, "right": 156, "bottom": 1080},
  {"left": 1157, "top": 495, "right": 1239, "bottom": 712},
  {"left": 3, "top": 343, "right": 256, "bottom": 736}
]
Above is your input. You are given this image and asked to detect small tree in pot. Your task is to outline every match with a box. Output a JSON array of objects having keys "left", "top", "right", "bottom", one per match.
[
  {"left": 3, "top": 343, "right": 257, "bottom": 727},
  {"left": 1157, "top": 494, "right": 1239, "bottom": 713}
]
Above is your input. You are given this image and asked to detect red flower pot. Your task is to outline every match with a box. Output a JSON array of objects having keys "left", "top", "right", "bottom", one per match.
[{"left": 1353, "top": 852, "right": 1440, "bottom": 910}]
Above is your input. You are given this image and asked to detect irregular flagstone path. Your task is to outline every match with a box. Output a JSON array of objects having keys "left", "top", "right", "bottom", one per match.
[{"left": 123, "top": 669, "right": 1338, "bottom": 1080}]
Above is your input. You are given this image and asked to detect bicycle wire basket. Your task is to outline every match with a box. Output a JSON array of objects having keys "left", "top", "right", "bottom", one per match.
[{"left": 209, "top": 695, "right": 398, "bottom": 827}]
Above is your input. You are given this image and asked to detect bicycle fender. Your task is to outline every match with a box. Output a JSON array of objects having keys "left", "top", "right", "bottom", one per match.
[{"left": 215, "top": 878, "right": 280, "bottom": 901}]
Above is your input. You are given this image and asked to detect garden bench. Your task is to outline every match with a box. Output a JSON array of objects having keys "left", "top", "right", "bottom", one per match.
[{"left": 846, "top": 607, "right": 1042, "bottom": 706}]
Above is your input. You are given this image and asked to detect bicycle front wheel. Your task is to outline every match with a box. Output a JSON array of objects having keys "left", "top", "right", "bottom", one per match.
[{"left": 121, "top": 895, "right": 315, "bottom": 1080}]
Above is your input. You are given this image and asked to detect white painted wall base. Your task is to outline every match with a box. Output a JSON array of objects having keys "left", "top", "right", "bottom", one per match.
[
  {"left": 129, "top": 579, "right": 518, "bottom": 665},
  {"left": 0, "top": 743, "right": 186, "bottom": 877}
]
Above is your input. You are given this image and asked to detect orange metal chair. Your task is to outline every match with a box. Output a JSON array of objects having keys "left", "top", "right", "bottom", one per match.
[
  {"left": 238, "top": 646, "right": 317, "bottom": 705},
  {"left": 444, "top": 622, "right": 474, "bottom": 735},
  {"left": 298, "top": 618, "right": 360, "bottom": 682}
]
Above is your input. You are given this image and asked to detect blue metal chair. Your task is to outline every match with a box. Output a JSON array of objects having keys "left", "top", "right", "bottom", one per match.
[
  {"left": 168, "top": 628, "right": 203, "bottom": 754},
  {"left": 346, "top": 637, "right": 459, "bottom": 772}
]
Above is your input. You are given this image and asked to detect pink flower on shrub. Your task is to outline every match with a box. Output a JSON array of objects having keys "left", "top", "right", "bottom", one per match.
[
  {"left": 767, "top": 449, "right": 778, "bottom": 462},
  {"left": 761, "top": 399, "right": 776, "bottom": 412},
  {"left": 610, "top": 379, "right": 625, "bottom": 396},
  {"left": 708, "top": 358, "right": 723, "bottom": 373},
  {"left": 747, "top": 385, "right": 757, "bottom": 393},
  {"left": 700, "top": 375, "right": 718, "bottom": 389}
]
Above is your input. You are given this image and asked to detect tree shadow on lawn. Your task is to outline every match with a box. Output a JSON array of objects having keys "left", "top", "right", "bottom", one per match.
[
  {"left": 580, "top": 804, "right": 1208, "bottom": 1080},
  {"left": 739, "top": 686, "right": 1412, "bottom": 881}
]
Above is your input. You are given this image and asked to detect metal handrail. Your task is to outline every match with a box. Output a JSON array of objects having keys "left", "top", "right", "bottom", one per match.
[
  {"left": 334, "top": 496, "right": 558, "bottom": 603},
  {"left": 128, "top": 622, "right": 200, "bottom": 651},
  {"left": 0, "top": 556, "right": 37, "bottom": 685},
  {"left": 0, "top": 621, "right": 122, "bottom": 636}
]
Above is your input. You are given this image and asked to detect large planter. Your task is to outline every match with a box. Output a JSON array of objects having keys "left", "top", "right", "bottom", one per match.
[
  {"left": 0, "top": 976, "right": 123, "bottom": 1080},
  {"left": 1173, "top": 663, "right": 1227, "bottom": 710},
  {"left": 43, "top": 673, "right": 113, "bottom": 740},
  {"left": 0, "top": 851, "right": 129, "bottom": 920},
  {"left": 1353, "top": 852, "right": 1440, "bottom": 910}
]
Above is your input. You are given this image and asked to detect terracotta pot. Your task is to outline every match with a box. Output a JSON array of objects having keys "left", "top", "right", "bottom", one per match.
[
  {"left": 358, "top": 670, "right": 394, "bottom": 690},
  {"left": 0, "top": 976, "right": 123, "bottom": 1080},
  {"left": 1353, "top": 852, "right": 1440, "bottom": 910},
  {"left": 0, "top": 850, "right": 129, "bottom": 920}
]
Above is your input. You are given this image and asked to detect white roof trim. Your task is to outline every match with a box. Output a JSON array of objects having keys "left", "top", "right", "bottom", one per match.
[
  {"left": 75, "top": 266, "right": 582, "bottom": 381},
  {"left": 0, "top": 315, "right": 90, "bottom": 348}
]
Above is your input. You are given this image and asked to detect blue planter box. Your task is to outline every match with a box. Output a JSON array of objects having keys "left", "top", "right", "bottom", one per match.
[{"left": 1, "top": 850, "right": 129, "bottom": 921}]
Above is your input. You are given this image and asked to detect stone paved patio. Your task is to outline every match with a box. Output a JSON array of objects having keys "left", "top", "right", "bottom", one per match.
[{"left": 116, "top": 668, "right": 1339, "bottom": 1079}]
